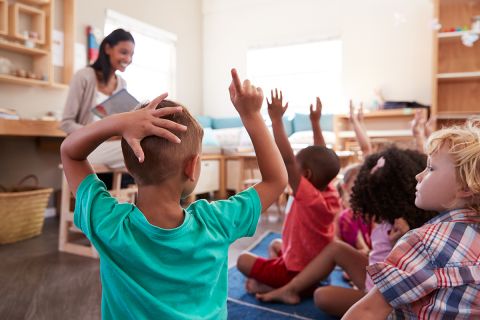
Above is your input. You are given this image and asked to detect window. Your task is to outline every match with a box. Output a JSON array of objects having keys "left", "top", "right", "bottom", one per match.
[
  {"left": 104, "top": 10, "right": 176, "bottom": 101},
  {"left": 247, "top": 39, "right": 343, "bottom": 116}
]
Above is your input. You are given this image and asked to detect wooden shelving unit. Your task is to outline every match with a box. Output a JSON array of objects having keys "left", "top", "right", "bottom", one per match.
[
  {"left": 0, "top": 73, "right": 50, "bottom": 86},
  {"left": 0, "top": 0, "right": 7, "bottom": 36},
  {"left": 333, "top": 108, "right": 417, "bottom": 151},
  {"left": 0, "top": 39, "right": 48, "bottom": 55},
  {"left": 0, "top": 0, "right": 74, "bottom": 89},
  {"left": 8, "top": 2, "right": 46, "bottom": 45},
  {"left": 432, "top": 0, "right": 480, "bottom": 128},
  {"left": 0, "top": 118, "right": 65, "bottom": 137},
  {"left": 19, "top": 0, "right": 51, "bottom": 4}
]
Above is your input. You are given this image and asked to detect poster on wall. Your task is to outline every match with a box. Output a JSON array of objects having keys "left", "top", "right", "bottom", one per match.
[
  {"left": 87, "top": 26, "right": 102, "bottom": 64},
  {"left": 52, "top": 30, "right": 64, "bottom": 67}
]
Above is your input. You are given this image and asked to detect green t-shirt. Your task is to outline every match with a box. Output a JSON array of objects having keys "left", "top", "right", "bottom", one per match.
[{"left": 74, "top": 174, "right": 261, "bottom": 320}]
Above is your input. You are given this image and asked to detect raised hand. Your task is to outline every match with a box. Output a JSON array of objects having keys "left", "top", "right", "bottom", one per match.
[
  {"left": 123, "top": 93, "right": 187, "bottom": 162},
  {"left": 349, "top": 100, "right": 364, "bottom": 123},
  {"left": 228, "top": 68, "right": 264, "bottom": 118},
  {"left": 309, "top": 97, "right": 322, "bottom": 123},
  {"left": 425, "top": 114, "right": 436, "bottom": 138},
  {"left": 357, "top": 103, "right": 364, "bottom": 122},
  {"left": 349, "top": 100, "right": 356, "bottom": 123},
  {"left": 267, "top": 88, "right": 288, "bottom": 122},
  {"left": 349, "top": 99, "right": 372, "bottom": 156},
  {"left": 411, "top": 109, "right": 426, "bottom": 137}
]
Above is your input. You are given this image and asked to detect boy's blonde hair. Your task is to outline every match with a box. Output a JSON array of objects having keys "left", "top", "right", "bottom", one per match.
[
  {"left": 425, "top": 118, "right": 480, "bottom": 210},
  {"left": 121, "top": 100, "right": 204, "bottom": 186}
]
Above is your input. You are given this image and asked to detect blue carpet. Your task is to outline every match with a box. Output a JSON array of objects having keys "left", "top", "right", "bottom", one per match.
[{"left": 228, "top": 232, "right": 352, "bottom": 320}]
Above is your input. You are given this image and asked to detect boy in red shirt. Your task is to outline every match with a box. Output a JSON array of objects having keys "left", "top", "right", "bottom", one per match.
[{"left": 237, "top": 89, "right": 341, "bottom": 294}]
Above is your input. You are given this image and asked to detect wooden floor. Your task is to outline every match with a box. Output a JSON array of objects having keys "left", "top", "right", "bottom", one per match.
[{"left": 0, "top": 210, "right": 282, "bottom": 320}]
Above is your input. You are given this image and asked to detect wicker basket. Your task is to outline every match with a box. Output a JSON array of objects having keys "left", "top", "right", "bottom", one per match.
[{"left": 0, "top": 175, "right": 53, "bottom": 244}]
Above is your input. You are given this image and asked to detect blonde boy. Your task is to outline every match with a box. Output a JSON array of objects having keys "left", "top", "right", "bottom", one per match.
[{"left": 343, "top": 120, "right": 480, "bottom": 319}]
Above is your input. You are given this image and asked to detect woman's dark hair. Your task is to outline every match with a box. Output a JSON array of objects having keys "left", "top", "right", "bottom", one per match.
[
  {"left": 90, "top": 28, "right": 134, "bottom": 84},
  {"left": 350, "top": 146, "right": 436, "bottom": 228}
]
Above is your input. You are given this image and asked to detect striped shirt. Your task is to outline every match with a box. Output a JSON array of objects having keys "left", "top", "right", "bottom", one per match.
[{"left": 366, "top": 208, "right": 480, "bottom": 319}]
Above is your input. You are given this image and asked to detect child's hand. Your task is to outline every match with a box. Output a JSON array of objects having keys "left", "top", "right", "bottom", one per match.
[
  {"left": 425, "top": 114, "right": 436, "bottom": 138},
  {"left": 349, "top": 100, "right": 357, "bottom": 123},
  {"left": 357, "top": 103, "right": 364, "bottom": 122},
  {"left": 411, "top": 109, "right": 426, "bottom": 137},
  {"left": 309, "top": 97, "right": 322, "bottom": 123},
  {"left": 229, "top": 68, "right": 264, "bottom": 118},
  {"left": 266, "top": 88, "right": 288, "bottom": 122},
  {"left": 388, "top": 218, "right": 410, "bottom": 245},
  {"left": 122, "top": 93, "right": 187, "bottom": 163},
  {"left": 349, "top": 100, "right": 364, "bottom": 123}
]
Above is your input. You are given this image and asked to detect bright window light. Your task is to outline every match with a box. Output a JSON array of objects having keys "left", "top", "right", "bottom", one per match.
[
  {"left": 104, "top": 10, "right": 176, "bottom": 102},
  {"left": 247, "top": 39, "right": 344, "bottom": 116}
]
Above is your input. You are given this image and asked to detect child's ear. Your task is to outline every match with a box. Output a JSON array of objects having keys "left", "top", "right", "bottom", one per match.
[
  {"left": 457, "top": 186, "right": 474, "bottom": 199},
  {"left": 303, "top": 168, "right": 312, "bottom": 180},
  {"left": 184, "top": 154, "right": 200, "bottom": 181}
]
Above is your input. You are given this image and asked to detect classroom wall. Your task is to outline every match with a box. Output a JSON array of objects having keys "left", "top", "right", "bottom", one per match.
[
  {"left": 0, "top": 0, "right": 202, "bottom": 195},
  {"left": 202, "top": 0, "right": 434, "bottom": 117}
]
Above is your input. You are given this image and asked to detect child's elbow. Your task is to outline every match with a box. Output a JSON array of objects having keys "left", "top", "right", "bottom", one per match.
[
  {"left": 60, "top": 138, "right": 73, "bottom": 161},
  {"left": 277, "top": 169, "right": 288, "bottom": 192}
]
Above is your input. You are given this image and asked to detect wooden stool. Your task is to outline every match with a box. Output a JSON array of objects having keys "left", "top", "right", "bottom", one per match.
[{"left": 58, "top": 164, "right": 137, "bottom": 258}]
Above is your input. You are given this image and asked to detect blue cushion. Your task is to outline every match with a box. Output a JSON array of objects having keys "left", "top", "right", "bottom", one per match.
[
  {"left": 202, "top": 127, "right": 220, "bottom": 146},
  {"left": 283, "top": 117, "right": 294, "bottom": 136},
  {"left": 211, "top": 117, "right": 243, "bottom": 129},
  {"left": 292, "top": 113, "right": 334, "bottom": 132},
  {"left": 292, "top": 113, "right": 311, "bottom": 132},
  {"left": 196, "top": 115, "right": 212, "bottom": 128},
  {"left": 321, "top": 114, "right": 334, "bottom": 132}
]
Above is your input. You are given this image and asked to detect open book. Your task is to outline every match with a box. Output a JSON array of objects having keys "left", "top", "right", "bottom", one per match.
[{"left": 92, "top": 89, "right": 139, "bottom": 118}]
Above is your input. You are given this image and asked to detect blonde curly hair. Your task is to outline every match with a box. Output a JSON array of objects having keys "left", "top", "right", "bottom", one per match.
[{"left": 425, "top": 118, "right": 480, "bottom": 211}]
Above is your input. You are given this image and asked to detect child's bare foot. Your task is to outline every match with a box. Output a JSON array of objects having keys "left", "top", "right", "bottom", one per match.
[
  {"left": 256, "top": 286, "right": 301, "bottom": 304},
  {"left": 245, "top": 278, "right": 273, "bottom": 294}
]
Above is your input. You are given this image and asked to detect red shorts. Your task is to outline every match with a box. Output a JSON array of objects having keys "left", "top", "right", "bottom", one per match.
[{"left": 249, "top": 255, "right": 299, "bottom": 288}]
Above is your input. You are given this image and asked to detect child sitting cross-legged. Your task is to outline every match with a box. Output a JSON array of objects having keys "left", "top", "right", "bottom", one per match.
[
  {"left": 60, "top": 69, "right": 287, "bottom": 320},
  {"left": 237, "top": 90, "right": 341, "bottom": 294},
  {"left": 343, "top": 119, "right": 480, "bottom": 319},
  {"left": 256, "top": 147, "right": 436, "bottom": 318}
]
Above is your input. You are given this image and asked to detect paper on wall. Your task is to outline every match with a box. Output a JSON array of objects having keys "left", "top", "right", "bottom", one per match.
[
  {"left": 52, "top": 30, "right": 64, "bottom": 67},
  {"left": 74, "top": 43, "right": 87, "bottom": 72}
]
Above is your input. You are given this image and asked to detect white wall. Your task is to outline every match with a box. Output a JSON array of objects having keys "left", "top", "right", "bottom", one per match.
[
  {"left": 202, "top": 0, "right": 434, "bottom": 117},
  {"left": 0, "top": 0, "right": 202, "bottom": 194}
]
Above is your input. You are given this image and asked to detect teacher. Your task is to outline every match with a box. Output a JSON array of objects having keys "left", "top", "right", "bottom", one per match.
[{"left": 60, "top": 28, "right": 135, "bottom": 169}]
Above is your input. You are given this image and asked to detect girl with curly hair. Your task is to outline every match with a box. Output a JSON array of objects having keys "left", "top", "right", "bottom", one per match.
[
  {"left": 344, "top": 119, "right": 480, "bottom": 319},
  {"left": 257, "top": 147, "right": 436, "bottom": 318}
]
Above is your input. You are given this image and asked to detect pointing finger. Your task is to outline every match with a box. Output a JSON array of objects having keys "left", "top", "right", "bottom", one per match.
[{"left": 230, "top": 68, "right": 243, "bottom": 94}]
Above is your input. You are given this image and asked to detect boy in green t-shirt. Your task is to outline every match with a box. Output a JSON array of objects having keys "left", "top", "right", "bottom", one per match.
[{"left": 60, "top": 69, "right": 287, "bottom": 320}]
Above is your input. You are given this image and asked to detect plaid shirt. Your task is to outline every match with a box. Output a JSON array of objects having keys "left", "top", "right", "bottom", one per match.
[{"left": 367, "top": 208, "right": 480, "bottom": 319}]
